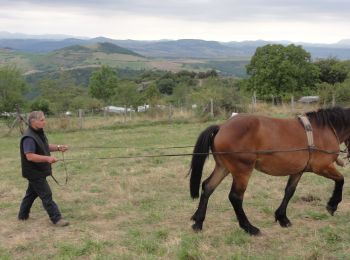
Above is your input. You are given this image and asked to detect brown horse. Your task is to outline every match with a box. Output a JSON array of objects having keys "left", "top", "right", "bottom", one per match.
[{"left": 189, "top": 107, "right": 350, "bottom": 235}]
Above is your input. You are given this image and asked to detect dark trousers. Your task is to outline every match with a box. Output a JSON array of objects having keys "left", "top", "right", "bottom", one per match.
[{"left": 18, "top": 177, "right": 62, "bottom": 223}]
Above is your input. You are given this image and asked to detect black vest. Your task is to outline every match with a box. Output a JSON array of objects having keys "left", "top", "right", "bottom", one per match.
[{"left": 20, "top": 127, "right": 52, "bottom": 180}]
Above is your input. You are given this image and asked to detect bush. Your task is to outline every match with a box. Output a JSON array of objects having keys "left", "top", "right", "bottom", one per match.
[{"left": 30, "top": 98, "right": 51, "bottom": 114}]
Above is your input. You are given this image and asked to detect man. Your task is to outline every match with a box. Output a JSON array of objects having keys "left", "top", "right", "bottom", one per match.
[{"left": 18, "top": 111, "right": 69, "bottom": 226}]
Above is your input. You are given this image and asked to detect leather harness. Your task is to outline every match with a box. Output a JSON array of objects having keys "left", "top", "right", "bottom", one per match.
[
  {"left": 298, "top": 115, "right": 315, "bottom": 149},
  {"left": 298, "top": 115, "right": 344, "bottom": 171},
  {"left": 298, "top": 115, "right": 315, "bottom": 171}
]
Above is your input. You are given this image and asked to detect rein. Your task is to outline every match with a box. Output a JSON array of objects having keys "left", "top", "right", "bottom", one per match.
[
  {"left": 53, "top": 145, "right": 349, "bottom": 186},
  {"left": 70, "top": 145, "right": 195, "bottom": 150},
  {"left": 51, "top": 151, "right": 69, "bottom": 186},
  {"left": 58, "top": 146, "right": 345, "bottom": 162},
  {"left": 54, "top": 120, "right": 350, "bottom": 184}
]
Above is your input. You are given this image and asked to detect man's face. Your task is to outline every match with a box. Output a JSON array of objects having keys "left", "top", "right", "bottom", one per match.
[{"left": 31, "top": 116, "right": 46, "bottom": 129}]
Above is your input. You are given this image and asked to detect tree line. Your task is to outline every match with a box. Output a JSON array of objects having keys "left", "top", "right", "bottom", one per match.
[
  {"left": 244, "top": 44, "right": 350, "bottom": 105},
  {"left": 1, "top": 44, "right": 350, "bottom": 116}
]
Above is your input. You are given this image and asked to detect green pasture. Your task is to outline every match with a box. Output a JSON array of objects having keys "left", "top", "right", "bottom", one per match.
[{"left": 1, "top": 119, "right": 350, "bottom": 259}]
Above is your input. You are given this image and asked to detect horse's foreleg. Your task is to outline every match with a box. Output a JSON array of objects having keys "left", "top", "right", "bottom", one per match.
[
  {"left": 315, "top": 165, "right": 344, "bottom": 216},
  {"left": 327, "top": 178, "right": 344, "bottom": 215},
  {"left": 327, "top": 173, "right": 344, "bottom": 216},
  {"left": 191, "top": 165, "right": 228, "bottom": 232},
  {"left": 228, "top": 172, "right": 260, "bottom": 235},
  {"left": 275, "top": 172, "right": 303, "bottom": 227}
]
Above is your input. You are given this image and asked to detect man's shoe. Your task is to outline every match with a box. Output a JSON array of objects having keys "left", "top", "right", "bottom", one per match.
[{"left": 55, "top": 219, "right": 69, "bottom": 227}]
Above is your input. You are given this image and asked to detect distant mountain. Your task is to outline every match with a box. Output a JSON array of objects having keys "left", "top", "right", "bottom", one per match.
[
  {"left": 112, "top": 39, "right": 250, "bottom": 58},
  {"left": 0, "top": 42, "right": 147, "bottom": 76},
  {"left": 336, "top": 39, "right": 350, "bottom": 46},
  {"left": 94, "top": 42, "right": 143, "bottom": 56},
  {"left": 1, "top": 34, "right": 350, "bottom": 78},
  {"left": 60, "top": 42, "right": 143, "bottom": 57},
  {"left": 0, "top": 38, "right": 86, "bottom": 53},
  {"left": 0, "top": 36, "right": 349, "bottom": 59}
]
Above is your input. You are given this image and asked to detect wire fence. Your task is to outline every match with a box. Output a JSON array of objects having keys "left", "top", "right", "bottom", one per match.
[{"left": 1, "top": 98, "right": 349, "bottom": 137}]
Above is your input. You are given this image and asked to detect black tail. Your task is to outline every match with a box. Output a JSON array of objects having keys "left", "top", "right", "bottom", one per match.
[{"left": 189, "top": 125, "right": 220, "bottom": 199}]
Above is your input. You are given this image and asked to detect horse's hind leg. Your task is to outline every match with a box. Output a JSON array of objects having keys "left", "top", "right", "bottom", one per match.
[
  {"left": 191, "top": 164, "right": 228, "bottom": 231},
  {"left": 275, "top": 172, "right": 303, "bottom": 227},
  {"left": 228, "top": 171, "right": 260, "bottom": 235}
]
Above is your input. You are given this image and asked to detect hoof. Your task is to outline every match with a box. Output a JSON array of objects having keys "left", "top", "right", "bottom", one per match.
[
  {"left": 243, "top": 225, "right": 261, "bottom": 236},
  {"left": 275, "top": 217, "right": 292, "bottom": 227},
  {"left": 280, "top": 221, "right": 292, "bottom": 228},
  {"left": 192, "top": 223, "right": 203, "bottom": 232},
  {"left": 326, "top": 204, "right": 337, "bottom": 216}
]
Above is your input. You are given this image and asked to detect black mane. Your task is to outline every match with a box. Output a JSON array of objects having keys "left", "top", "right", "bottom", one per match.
[{"left": 306, "top": 107, "right": 350, "bottom": 133}]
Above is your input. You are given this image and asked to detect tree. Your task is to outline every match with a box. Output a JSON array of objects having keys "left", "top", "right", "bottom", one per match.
[
  {"left": 70, "top": 96, "right": 103, "bottom": 111},
  {"left": 191, "top": 77, "right": 247, "bottom": 115},
  {"left": 30, "top": 98, "right": 51, "bottom": 114},
  {"left": 88, "top": 66, "right": 118, "bottom": 103},
  {"left": 334, "top": 80, "right": 350, "bottom": 105},
  {"left": 143, "top": 84, "right": 161, "bottom": 107},
  {"left": 168, "top": 82, "right": 193, "bottom": 107},
  {"left": 156, "top": 78, "right": 176, "bottom": 95},
  {"left": 246, "top": 44, "right": 320, "bottom": 100},
  {"left": 113, "top": 80, "right": 140, "bottom": 108},
  {"left": 315, "top": 57, "right": 348, "bottom": 85},
  {"left": 0, "top": 65, "right": 26, "bottom": 112},
  {"left": 197, "top": 69, "right": 218, "bottom": 79},
  {"left": 315, "top": 58, "right": 349, "bottom": 105},
  {"left": 38, "top": 77, "right": 86, "bottom": 112}
]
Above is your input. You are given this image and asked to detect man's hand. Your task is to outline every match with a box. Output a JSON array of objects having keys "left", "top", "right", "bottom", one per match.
[
  {"left": 47, "top": 156, "right": 58, "bottom": 164},
  {"left": 26, "top": 153, "right": 58, "bottom": 164},
  {"left": 57, "top": 144, "right": 69, "bottom": 152}
]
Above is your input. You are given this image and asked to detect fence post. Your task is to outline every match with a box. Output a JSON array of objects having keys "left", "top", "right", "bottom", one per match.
[
  {"left": 252, "top": 91, "right": 256, "bottom": 113},
  {"left": 124, "top": 105, "right": 127, "bottom": 123},
  {"left": 168, "top": 104, "right": 173, "bottom": 122},
  {"left": 210, "top": 99, "right": 214, "bottom": 118},
  {"left": 291, "top": 95, "right": 295, "bottom": 112},
  {"left": 78, "top": 109, "right": 83, "bottom": 129}
]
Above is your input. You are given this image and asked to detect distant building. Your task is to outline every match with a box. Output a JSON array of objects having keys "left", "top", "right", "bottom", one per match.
[
  {"left": 137, "top": 105, "right": 149, "bottom": 112},
  {"left": 103, "top": 106, "right": 135, "bottom": 114},
  {"left": 298, "top": 96, "right": 319, "bottom": 103},
  {"left": 65, "top": 111, "right": 72, "bottom": 116}
]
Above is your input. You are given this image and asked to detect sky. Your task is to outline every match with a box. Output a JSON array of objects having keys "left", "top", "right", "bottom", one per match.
[{"left": 0, "top": 0, "right": 349, "bottom": 44}]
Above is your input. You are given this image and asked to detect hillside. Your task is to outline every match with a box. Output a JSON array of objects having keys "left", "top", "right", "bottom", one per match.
[
  {"left": 113, "top": 39, "right": 246, "bottom": 58},
  {"left": 59, "top": 42, "right": 143, "bottom": 57},
  {"left": 1, "top": 36, "right": 350, "bottom": 59},
  {"left": 2, "top": 37, "right": 349, "bottom": 79},
  {"left": 0, "top": 42, "right": 149, "bottom": 73},
  {"left": 0, "top": 41, "right": 249, "bottom": 77}
]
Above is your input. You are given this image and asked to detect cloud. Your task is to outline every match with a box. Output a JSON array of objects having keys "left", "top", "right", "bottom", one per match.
[
  {"left": 1, "top": 0, "right": 349, "bottom": 22},
  {"left": 0, "top": 0, "right": 349, "bottom": 43}
]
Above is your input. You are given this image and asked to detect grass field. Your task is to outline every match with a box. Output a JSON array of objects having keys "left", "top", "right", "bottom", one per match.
[{"left": 1, "top": 117, "right": 350, "bottom": 259}]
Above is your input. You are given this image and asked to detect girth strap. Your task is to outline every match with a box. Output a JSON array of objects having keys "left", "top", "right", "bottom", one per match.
[
  {"left": 298, "top": 115, "right": 315, "bottom": 148},
  {"left": 298, "top": 115, "right": 315, "bottom": 172}
]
